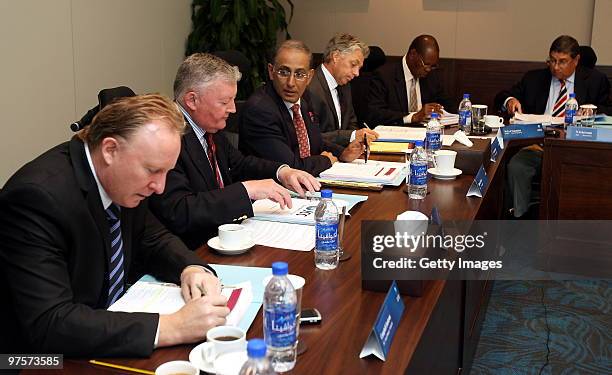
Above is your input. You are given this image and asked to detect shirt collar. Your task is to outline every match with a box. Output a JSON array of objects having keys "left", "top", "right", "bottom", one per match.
[
  {"left": 402, "top": 55, "right": 415, "bottom": 82},
  {"left": 177, "top": 103, "right": 207, "bottom": 142},
  {"left": 559, "top": 71, "right": 575, "bottom": 85},
  {"left": 321, "top": 64, "right": 338, "bottom": 90},
  {"left": 284, "top": 98, "right": 301, "bottom": 111},
  {"left": 84, "top": 142, "right": 113, "bottom": 210}
]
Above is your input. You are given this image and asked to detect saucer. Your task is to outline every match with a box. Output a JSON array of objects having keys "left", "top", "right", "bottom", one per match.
[
  {"left": 207, "top": 236, "right": 255, "bottom": 255},
  {"left": 428, "top": 167, "right": 462, "bottom": 180},
  {"left": 189, "top": 342, "right": 215, "bottom": 374},
  {"left": 485, "top": 122, "right": 505, "bottom": 129}
]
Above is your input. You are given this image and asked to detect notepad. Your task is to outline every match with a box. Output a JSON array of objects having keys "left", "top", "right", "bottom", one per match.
[
  {"left": 319, "top": 160, "right": 404, "bottom": 184},
  {"left": 370, "top": 142, "right": 412, "bottom": 154}
]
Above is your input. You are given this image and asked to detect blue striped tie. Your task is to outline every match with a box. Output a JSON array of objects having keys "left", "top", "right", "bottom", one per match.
[{"left": 105, "top": 204, "right": 125, "bottom": 307}]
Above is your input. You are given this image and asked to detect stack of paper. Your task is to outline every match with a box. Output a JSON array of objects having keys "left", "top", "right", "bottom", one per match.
[
  {"left": 440, "top": 110, "right": 459, "bottom": 126},
  {"left": 319, "top": 160, "right": 404, "bottom": 184},
  {"left": 513, "top": 113, "right": 564, "bottom": 125},
  {"left": 375, "top": 126, "right": 426, "bottom": 142},
  {"left": 241, "top": 219, "right": 315, "bottom": 251}
]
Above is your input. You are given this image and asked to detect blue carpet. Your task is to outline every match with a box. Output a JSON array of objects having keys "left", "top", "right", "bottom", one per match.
[{"left": 470, "top": 280, "right": 612, "bottom": 375}]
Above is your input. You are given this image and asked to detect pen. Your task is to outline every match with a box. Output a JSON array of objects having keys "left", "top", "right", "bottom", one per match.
[
  {"left": 363, "top": 122, "right": 371, "bottom": 129},
  {"left": 89, "top": 360, "right": 155, "bottom": 375},
  {"left": 363, "top": 133, "right": 369, "bottom": 164}
]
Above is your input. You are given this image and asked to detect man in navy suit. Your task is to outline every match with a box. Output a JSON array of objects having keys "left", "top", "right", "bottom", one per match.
[
  {"left": 239, "top": 40, "right": 366, "bottom": 176},
  {"left": 495, "top": 35, "right": 612, "bottom": 217}
]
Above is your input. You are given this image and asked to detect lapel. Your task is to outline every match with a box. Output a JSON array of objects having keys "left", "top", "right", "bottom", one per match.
[
  {"left": 538, "top": 69, "right": 553, "bottom": 114},
  {"left": 394, "top": 61, "right": 409, "bottom": 113},
  {"left": 573, "top": 67, "right": 587, "bottom": 104},
  {"left": 338, "top": 84, "right": 351, "bottom": 129},
  {"left": 183, "top": 125, "right": 217, "bottom": 190},
  {"left": 316, "top": 65, "right": 340, "bottom": 128},
  {"left": 211, "top": 132, "right": 231, "bottom": 184},
  {"left": 268, "top": 84, "right": 299, "bottom": 146},
  {"left": 300, "top": 94, "right": 321, "bottom": 153}
]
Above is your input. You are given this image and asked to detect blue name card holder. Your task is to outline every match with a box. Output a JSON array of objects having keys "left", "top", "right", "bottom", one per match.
[
  {"left": 501, "top": 123, "right": 544, "bottom": 141},
  {"left": 490, "top": 137, "right": 502, "bottom": 162},
  {"left": 466, "top": 165, "right": 488, "bottom": 198},
  {"left": 359, "top": 281, "right": 405, "bottom": 361},
  {"left": 566, "top": 126, "right": 612, "bottom": 143}
]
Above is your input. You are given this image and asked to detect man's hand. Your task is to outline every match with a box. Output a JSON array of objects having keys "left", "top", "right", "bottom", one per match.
[
  {"left": 158, "top": 294, "right": 229, "bottom": 347},
  {"left": 242, "top": 179, "right": 293, "bottom": 209},
  {"left": 506, "top": 98, "right": 523, "bottom": 115},
  {"left": 277, "top": 167, "right": 320, "bottom": 197},
  {"left": 354, "top": 128, "right": 379, "bottom": 143},
  {"left": 321, "top": 151, "right": 338, "bottom": 165},
  {"left": 180, "top": 266, "right": 222, "bottom": 302},
  {"left": 339, "top": 139, "right": 365, "bottom": 162},
  {"left": 412, "top": 103, "right": 444, "bottom": 123}
]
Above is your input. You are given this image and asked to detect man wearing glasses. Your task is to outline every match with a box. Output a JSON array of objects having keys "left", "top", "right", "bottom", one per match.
[
  {"left": 240, "top": 40, "right": 366, "bottom": 176},
  {"left": 495, "top": 35, "right": 611, "bottom": 218},
  {"left": 366, "top": 34, "right": 452, "bottom": 126}
]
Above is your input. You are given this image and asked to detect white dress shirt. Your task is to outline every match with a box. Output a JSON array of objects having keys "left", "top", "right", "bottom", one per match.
[
  {"left": 402, "top": 55, "right": 422, "bottom": 124},
  {"left": 321, "top": 64, "right": 357, "bottom": 141}
]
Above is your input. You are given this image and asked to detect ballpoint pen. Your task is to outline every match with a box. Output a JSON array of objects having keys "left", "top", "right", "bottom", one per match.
[{"left": 363, "top": 133, "right": 369, "bottom": 164}]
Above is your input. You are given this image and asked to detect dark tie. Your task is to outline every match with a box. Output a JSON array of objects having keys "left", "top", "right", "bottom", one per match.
[
  {"left": 105, "top": 204, "right": 124, "bottom": 307},
  {"left": 205, "top": 133, "right": 224, "bottom": 188},
  {"left": 551, "top": 80, "right": 568, "bottom": 117},
  {"left": 291, "top": 104, "right": 311, "bottom": 158}
]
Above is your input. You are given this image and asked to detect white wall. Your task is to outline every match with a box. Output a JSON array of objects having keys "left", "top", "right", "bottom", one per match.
[{"left": 0, "top": 0, "right": 191, "bottom": 186}]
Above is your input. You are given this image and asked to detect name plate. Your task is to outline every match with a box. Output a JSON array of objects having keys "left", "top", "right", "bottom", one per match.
[
  {"left": 466, "top": 164, "right": 488, "bottom": 198},
  {"left": 566, "top": 126, "right": 612, "bottom": 143},
  {"left": 490, "top": 137, "right": 502, "bottom": 162},
  {"left": 359, "top": 281, "right": 405, "bottom": 361},
  {"left": 501, "top": 124, "right": 544, "bottom": 141}
]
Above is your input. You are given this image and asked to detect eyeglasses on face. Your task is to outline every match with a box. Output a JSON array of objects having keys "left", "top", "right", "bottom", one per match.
[
  {"left": 418, "top": 54, "right": 438, "bottom": 71},
  {"left": 273, "top": 67, "right": 310, "bottom": 81},
  {"left": 546, "top": 57, "right": 573, "bottom": 68}
]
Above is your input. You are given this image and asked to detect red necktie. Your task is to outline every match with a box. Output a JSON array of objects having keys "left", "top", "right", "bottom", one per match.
[
  {"left": 205, "top": 133, "right": 224, "bottom": 188},
  {"left": 291, "top": 104, "right": 311, "bottom": 158},
  {"left": 551, "top": 80, "right": 568, "bottom": 117}
]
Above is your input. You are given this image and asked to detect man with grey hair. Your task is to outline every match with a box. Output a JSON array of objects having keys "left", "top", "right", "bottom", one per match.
[
  {"left": 240, "top": 40, "right": 366, "bottom": 176},
  {"left": 150, "top": 53, "right": 320, "bottom": 249},
  {"left": 308, "top": 33, "right": 379, "bottom": 146}
]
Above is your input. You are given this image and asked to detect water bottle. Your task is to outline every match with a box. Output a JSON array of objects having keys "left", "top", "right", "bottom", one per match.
[
  {"left": 458, "top": 93, "right": 472, "bottom": 134},
  {"left": 314, "top": 189, "right": 339, "bottom": 270},
  {"left": 263, "top": 262, "right": 297, "bottom": 372},
  {"left": 408, "top": 140, "right": 428, "bottom": 199},
  {"left": 425, "top": 112, "right": 442, "bottom": 168},
  {"left": 238, "top": 338, "right": 276, "bottom": 375},
  {"left": 564, "top": 93, "right": 578, "bottom": 128}
]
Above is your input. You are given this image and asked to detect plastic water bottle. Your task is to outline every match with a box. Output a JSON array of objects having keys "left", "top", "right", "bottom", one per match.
[
  {"left": 458, "top": 93, "right": 472, "bottom": 134},
  {"left": 263, "top": 262, "right": 297, "bottom": 372},
  {"left": 408, "top": 140, "right": 428, "bottom": 199},
  {"left": 238, "top": 338, "right": 276, "bottom": 375},
  {"left": 314, "top": 189, "right": 339, "bottom": 270},
  {"left": 425, "top": 112, "right": 442, "bottom": 168},
  {"left": 564, "top": 93, "right": 578, "bottom": 128}
]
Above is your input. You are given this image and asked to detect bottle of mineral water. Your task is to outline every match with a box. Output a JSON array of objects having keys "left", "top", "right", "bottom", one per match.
[
  {"left": 458, "top": 93, "right": 472, "bottom": 134},
  {"left": 425, "top": 112, "right": 442, "bottom": 168},
  {"left": 564, "top": 93, "right": 578, "bottom": 128},
  {"left": 238, "top": 338, "right": 276, "bottom": 375},
  {"left": 263, "top": 262, "right": 297, "bottom": 372},
  {"left": 314, "top": 189, "right": 339, "bottom": 270},
  {"left": 409, "top": 140, "right": 428, "bottom": 199}
]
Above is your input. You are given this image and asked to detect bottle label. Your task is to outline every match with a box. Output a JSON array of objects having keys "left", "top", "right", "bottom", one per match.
[
  {"left": 425, "top": 132, "right": 441, "bottom": 151},
  {"left": 410, "top": 164, "right": 428, "bottom": 185},
  {"left": 565, "top": 108, "right": 576, "bottom": 124},
  {"left": 459, "top": 109, "right": 471, "bottom": 126},
  {"left": 264, "top": 305, "right": 297, "bottom": 347},
  {"left": 316, "top": 223, "right": 338, "bottom": 251}
]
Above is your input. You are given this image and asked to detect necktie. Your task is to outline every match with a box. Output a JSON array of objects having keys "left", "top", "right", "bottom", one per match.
[
  {"left": 291, "top": 104, "right": 311, "bottom": 158},
  {"left": 551, "top": 80, "right": 568, "bottom": 117},
  {"left": 105, "top": 204, "right": 124, "bottom": 307},
  {"left": 409, "top": 78, "right": 418, "bottom": 113},
  {"left": 205, "top": 133, "right": 224, "bottom": 188},
  {"left": 335, "top": 86, "right": 343, "bottom": 128}
]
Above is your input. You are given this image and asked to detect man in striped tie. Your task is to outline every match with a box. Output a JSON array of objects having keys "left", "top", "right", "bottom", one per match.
[
  {"left": 0, "top": 95, "right": 231, "bottom": 356},
  {"left": 496, "top": 35, "right": 612, "bottom": 217}
]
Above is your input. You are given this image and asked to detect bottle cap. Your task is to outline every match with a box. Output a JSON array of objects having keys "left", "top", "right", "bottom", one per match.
[
  {"left": 414, "top": 140, "right": 424, "bottom": 147},
  {"left": 247, "top": 338, "right": 267, "bottom": 358},
  {"left": 463, "top": 93, "right": 470, "bottom": 98},
  {"left": 272, "top": 261, "right": 288, "bottom": 276},
  {"left": 569, "top": 93, "right": 576, "bottom": 98},
  {"left": 320, "top": 189, "right": 332, "bottom": 198},
  {"left": 430, "top": 113, "right": 439, "bottom": 119}
]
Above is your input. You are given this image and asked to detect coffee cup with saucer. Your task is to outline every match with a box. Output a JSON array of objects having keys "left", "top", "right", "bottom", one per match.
[
  {"left": 207, "top": 223, "right": 255, "bottom": 255},
  {"left": 484, "top": 115, "right": 504, "bottom": 128},
  {"left": 189, "top": 325, "right": 247, "bottom": 373},
  {"left": 428, "top": 150, "right": 462, "bottom": 180}
]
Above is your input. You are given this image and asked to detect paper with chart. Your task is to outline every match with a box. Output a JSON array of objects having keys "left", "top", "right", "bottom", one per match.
[{"left": 240, "top": 218, "right": 315, "bottom": 251}]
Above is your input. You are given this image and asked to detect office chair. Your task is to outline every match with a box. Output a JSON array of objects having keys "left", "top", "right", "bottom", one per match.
[
  {"left": 70, "top": 86, "right": 136, "bottom": 132},
  {"left": 578, "top": 46, "right": 597, "bottom": 69}
]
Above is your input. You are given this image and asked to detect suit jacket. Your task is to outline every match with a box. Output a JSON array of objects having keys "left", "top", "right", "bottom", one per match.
[
  {"left": 0, "top": 137, "right": 210, "bottom": 357},
  {"left": 494, "top": 66, "right": 612, "bottom": 115},
  {"left": 366, "top": 60, "right": 452, "bottom": 125},
  {"left": 149, "top": 125, "right": 282, "bottom": 249},
  {"left": 239, "top": 84, "right": 344, "bottom": 176},
  {"left": 308, "top": 65, "right": 359, "bottom": 146}
]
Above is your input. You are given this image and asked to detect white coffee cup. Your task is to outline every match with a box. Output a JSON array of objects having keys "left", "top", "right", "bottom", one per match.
[
  {"left": 484, "top": 115, "right": 504, "bottom": 127},
  {"left": 434, "top": 150, "right": 457, "bottom": 174},
  {"left": 213, "top": 350, "right": 248, "bottom": 375},
  {"left": 155, "top": 360, "right": 198, "bottom": 375},
  {"left": 218, "top": 224, "right": 253, "bottom": 249},
  {"left": 201, "top": 325, "right": 247, "bottom": 364}
]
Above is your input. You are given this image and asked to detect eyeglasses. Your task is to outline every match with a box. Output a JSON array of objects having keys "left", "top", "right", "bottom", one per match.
[
  {"left": 418, "top": 55, "right": 438, "bottom": 71},
  {"left": 273, "top": 67, "right": 310, "bottom": 81},
  {"left": 546, "top": 57, "right": 573, "bottom": 68}
]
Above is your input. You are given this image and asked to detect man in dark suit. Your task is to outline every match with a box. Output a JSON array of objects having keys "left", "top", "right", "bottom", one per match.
[
  {"left": 239, "top": 40, "right": 366, "bottom": 176},
  {"left": 149, "top": 53, "right": 320, "bottom": 249},
  {"left": 494, "top": 35, "right": 612, "bottom": 217},
  {"left": 307, "top": 33, "right": 378, "bottom": 146},
  {"left": 367, "top": 34, "right": 452, "bottom": 126},
  {"left": 0, "top": 95, "right": 229, "bottom": 356}
]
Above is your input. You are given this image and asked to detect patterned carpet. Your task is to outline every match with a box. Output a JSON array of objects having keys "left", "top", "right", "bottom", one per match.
[{"left": 470, "top": 280, "right": 612, "bottom": 375}]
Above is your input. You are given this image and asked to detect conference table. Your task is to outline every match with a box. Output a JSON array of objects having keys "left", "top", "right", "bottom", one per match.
[{"left": 27, "top": 134, "right": 522, "bottom": 375}]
